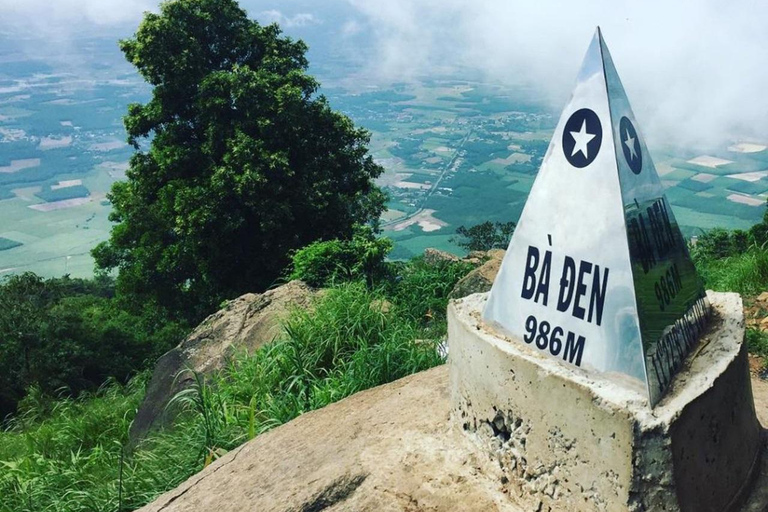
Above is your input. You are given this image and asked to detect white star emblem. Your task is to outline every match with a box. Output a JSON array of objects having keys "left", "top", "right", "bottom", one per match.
[
  {"left": 623, "top": 128, "right": 638, "bottom": 160},
  {"left": 570, "top": 119, "right": 596, "bottom": 159}
]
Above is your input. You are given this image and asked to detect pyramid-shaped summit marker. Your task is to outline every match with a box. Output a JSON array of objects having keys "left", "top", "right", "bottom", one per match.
[{"left": 483, "top": 28, "right": 710, "bottom": 407}]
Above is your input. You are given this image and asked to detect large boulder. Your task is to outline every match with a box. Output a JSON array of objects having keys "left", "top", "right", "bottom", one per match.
[
  {"left": 129, "top": 280, "right": 316, "bottom": 443},
  {"left": 134, "top": 362, "right": 768, "bottom": 512},
  {"left": 137, "top": 366, "right": 520, "bottom": 512},
  {"left": 448, "top": 249, "right": 505, "bottom": 299}
]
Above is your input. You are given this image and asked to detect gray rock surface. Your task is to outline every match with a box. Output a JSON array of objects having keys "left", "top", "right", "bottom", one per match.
[
  {"left": 448, "top": 249, "right": 504, "bottom": 299},
  {"left": 423, "top": 247, "right": 460, "bottom": 265},
  {"left": 135, "top": 362, "right": 768, "bottom": 512},
  {"left": 129, "top": 280, "right": 316, "bottom": 443},
  {"left": 137, "top": 366, "right": 518, "bottom": 512}
]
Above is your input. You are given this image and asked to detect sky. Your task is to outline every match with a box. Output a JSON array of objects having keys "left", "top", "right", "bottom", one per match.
[{"left": 0, "top": 0, "right": 766, "bottom": 146}]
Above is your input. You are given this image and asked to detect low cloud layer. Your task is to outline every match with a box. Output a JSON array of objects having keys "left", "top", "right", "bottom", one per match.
[
  {"left": 345, "top": 0, "right": 768, "bottom": 146},
  {"left": 0, "top": 0, "right": 154, "bottom": 30},
  {"left": 1, "top": 0, "right": 766, "bottom": 145}
]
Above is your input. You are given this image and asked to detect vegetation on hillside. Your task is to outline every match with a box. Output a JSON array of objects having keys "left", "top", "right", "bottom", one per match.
[
  {"left": 0, "top": 3, "right": 473, "bottom": 509},
  {"left": 691, "top": 206, "right": 768, "bottom": 295},
  {"left": 0, "top": 253, "right": 473, "bottom": 512},
  {"left": 0, "top": 273, "right": 186, "bottom": 418},
  {"left": 691, "top": 203, "right": 768, "bottom": 369}
]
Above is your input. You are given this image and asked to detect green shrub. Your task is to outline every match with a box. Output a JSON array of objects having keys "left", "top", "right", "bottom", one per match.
[
  {"left": 387, "top": 257, "right": 475, "bottom": 327},
  {"left": 288, "top": 226, "right": 393, "bottom": 287},
  {"left": 692, "top": 228, "right": 750, "bottom": 260},
  {"left": 747, "top": 329, "right": 768, "bottom": 362}
]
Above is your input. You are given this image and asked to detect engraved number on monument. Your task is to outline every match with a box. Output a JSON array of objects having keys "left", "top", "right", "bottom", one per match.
[{"left": 484, "top": 28, "right": 710, "bottom": 407}]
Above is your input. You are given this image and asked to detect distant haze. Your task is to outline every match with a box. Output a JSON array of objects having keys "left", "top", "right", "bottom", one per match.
[{"left": 1, "top": 0, "right": 767, "bottom": 146}]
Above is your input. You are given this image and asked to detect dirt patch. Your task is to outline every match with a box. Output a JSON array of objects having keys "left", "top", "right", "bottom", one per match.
[
  {"left": 729, "top": 143, "right": 767, "bottom": 154},
  {"left": 728, "top": 171, "right": 768, "bottom": 183},
  {"left": 491, "top": 153, "right": 532, "bottom": 166},
  {"left": 28, "top": 197, "right": 92, "bottom": 211},
  {"left": 51, "top": 179, "right": 82, "bottom": 190},
  {"left": 691, "top": 173, "right": 718, "bottom": 183},
  {"left": 687, "top": 155, "right": 734, "bottom": 168},
  {"left": 391, "top": 209, "right": 448, "bottom": 232},
  {"left": 381, "top": 208, "right": 406, "bottom": 222},
  {"left": 656, "top": 163, "right": 676, "bottom": 176},
  {"left": 39, "top": 135, "right": 72, "bottom": 150},
  {"left": 727, "top": 194, "right": 764, "bottom": 206},
  {"left": 394, "top": 181, "right": 430, "bottom": 190},
  {"left": 89, "top": 140, "right": 127, "bottom": 152},
  {"left": 0, "top": 158, "right": 40, "bottom": 173},
  {"left": 11, "top": 186, "right": 42, "bottom": 201}
]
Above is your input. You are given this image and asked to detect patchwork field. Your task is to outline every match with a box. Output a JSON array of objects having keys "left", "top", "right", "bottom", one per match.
[
  {"left": 0, "top": 35, "right": 766, "bottom": 275},
  {"left": 332, "top": 83, "right": 768, "bottom": 260}
]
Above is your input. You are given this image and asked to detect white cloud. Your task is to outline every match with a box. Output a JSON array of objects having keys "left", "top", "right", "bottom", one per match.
[
  {"left": 259, "top": 10, "right": 321, "bottom": 28},
  {"left": 341, "top": 20, "right": 362, "bottom": 37},
  {"left": 0, "top": 0, "right": 154, "bottom": 29},
  {"left": 345, "top": 0, "right": 768, "bottom": 145}
]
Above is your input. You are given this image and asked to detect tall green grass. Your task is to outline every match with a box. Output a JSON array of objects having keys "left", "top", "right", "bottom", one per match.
[
  {"left": 0, "top": 375, "right": 202, "bottom": 512},
  {"left": 172, "top": 282, "right": 445, "bottom": 457},
  {"left": 0, "top": 279, "right": 457, "bottom": 511},
  {"left": 694, "top": 246, "right": 768, "bottom": 296}
]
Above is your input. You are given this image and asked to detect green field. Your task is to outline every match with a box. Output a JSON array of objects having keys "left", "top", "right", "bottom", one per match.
[
  {"left": 0, "top": 237, "right": 22, "bottom": 251},
  {"left": 0, "top": 66, "right": 765, "bottom": 276}
]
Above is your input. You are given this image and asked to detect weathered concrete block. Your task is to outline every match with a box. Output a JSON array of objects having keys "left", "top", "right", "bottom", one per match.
[{"left": 449, "top": 291, "right": 763, "bottom": 512}]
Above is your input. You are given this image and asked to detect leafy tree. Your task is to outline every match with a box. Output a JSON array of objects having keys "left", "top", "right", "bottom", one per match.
[
  {"left": 451, "top": 221, "right": 515, "bottom": 252},
  {"left": 93, "top": 0, "right": 386, "bottom": 322}
]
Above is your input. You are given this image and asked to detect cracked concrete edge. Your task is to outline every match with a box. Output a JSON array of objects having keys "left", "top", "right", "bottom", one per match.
[{"left": 448, "top": 290, "right": 763, "bottom": 512}]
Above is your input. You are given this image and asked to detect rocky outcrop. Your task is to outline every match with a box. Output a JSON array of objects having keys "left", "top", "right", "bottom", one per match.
[
  {"left": 129, "top": 280, "right": 316, "bottom": 443},
  {"left": 744, "top": 291, "right": 768, "bottom": 331},
  {"left": 448, "top": 249, "right": 505, "bottom": 299},
  {"left": 135, "top": 362, "right": 768, "bottom": 512},
  {"left": 137, "top": 365, "right": 519, "bottom": 512},
  {"left": 423, "top": 247, "right": 460, "bottom": 265}
]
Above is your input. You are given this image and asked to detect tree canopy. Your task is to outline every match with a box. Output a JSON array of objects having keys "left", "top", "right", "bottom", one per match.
[{"left": 93, "top": 0, "right": 386, "bottom": 322}]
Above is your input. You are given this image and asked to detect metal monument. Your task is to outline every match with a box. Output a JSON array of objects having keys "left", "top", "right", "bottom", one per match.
[{"left": 484, "top": 28, "right": 710, "bottom": 406}]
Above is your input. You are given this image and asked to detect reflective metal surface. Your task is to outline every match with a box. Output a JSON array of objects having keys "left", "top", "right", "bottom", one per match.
[{"left": 483, "top": 28, "right": 708, "bottom": 406}]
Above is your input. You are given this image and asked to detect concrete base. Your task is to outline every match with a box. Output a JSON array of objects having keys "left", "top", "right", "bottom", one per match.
[{"left": 449, "top": 291, "right": 764, "bottom": 512}]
